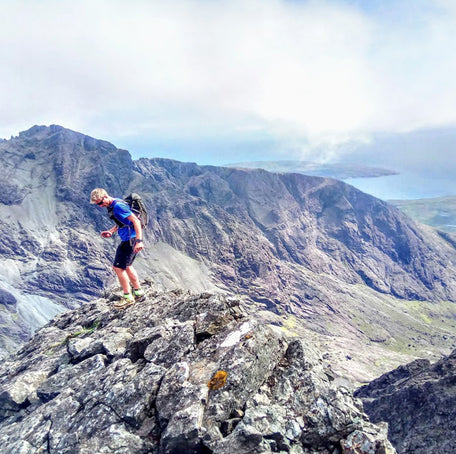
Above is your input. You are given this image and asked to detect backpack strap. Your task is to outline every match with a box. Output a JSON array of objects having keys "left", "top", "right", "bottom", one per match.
[{"left": 107, "top": 199, "right": 127, "bottom": 228}]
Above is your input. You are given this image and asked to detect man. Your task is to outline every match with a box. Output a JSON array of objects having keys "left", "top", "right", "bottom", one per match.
[{"left": 90, "top": 188, "right": 145, "bottom": 308}]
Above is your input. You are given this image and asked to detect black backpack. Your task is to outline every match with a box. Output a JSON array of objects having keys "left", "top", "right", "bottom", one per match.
[{"left": 108, "top": 193, "right": 149, "bottom": 229}]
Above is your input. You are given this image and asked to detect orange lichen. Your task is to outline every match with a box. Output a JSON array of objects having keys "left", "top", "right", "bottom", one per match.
[{"left": 207, "top": 370, "right": 228, "bottom": 390}]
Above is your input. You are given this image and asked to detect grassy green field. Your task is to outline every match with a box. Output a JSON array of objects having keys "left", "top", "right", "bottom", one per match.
[{"left": 390, "top": 196, "right": 456, "bottom": 233}]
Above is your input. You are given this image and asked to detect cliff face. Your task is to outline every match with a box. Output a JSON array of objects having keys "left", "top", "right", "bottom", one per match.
[
  {"left": 0, "top": 284, "right": 395, "bottom": 454},
  {"left": 355, "top": 351, "right": 456, "bottom": 454},
  {"left": 1, "top": 125, "right": 456, "bottom": 381},
  {"left": 136, "top": 156, "right": 456, "bottom": 304}
]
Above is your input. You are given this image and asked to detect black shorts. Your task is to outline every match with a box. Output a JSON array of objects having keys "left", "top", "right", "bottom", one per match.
[{"left": 113, "top": 241, "right": 137, "bottom": 270}]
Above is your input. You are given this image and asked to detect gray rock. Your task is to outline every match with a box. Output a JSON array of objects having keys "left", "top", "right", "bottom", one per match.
[
  {"left": 0, "top": 285, "right": 395, "bottom": 453},
  {"left": 355, "top": 351, "right": 456, "bottom": 453},
  {"left": 0, "top": 289, "right": 17, "bottom": 308},
  {"left": 0, "top": 182, "right": 29, "bottom": 205}
]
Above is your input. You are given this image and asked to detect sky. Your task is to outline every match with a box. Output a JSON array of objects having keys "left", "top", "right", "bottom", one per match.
[{"left": 1, "top": 0, "right": 456, "bottom": 166}]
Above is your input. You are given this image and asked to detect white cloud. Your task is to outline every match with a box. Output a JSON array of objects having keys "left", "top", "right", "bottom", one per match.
[{"left": 0, "top": 0, "right": 455, "bottom": 159}]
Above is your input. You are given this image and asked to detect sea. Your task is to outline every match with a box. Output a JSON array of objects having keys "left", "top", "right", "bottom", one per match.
[{"left": 345, "top": 172, "right": 456, "bottom": 201}]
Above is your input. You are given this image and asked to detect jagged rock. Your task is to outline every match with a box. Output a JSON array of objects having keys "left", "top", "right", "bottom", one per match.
[
  {"left": 341, "top": 423, "right": 395, "bottom": 454},
  {"left": 0, "top": 289, "right": 17, "bottom": 308},
  {"left": 355, "top": 351, "right": 456, "bottom": 453},
  {"left": 0, "top": 182, "right": 29, "bottom": 205},
  {"left": 0, "top": 285, "right": 395, "bottom": 453}
]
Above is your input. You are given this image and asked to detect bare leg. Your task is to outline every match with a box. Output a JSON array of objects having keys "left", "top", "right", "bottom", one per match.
[
  {"left": 126, "top": 266, "right": 141, "bottom": 290},
  {"left": 113, "top": 266, "right": 131, "bottom": 294}
]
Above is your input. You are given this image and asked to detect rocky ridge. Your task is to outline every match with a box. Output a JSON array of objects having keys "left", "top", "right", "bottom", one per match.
[
  {"left": 0, "top": 283, "right": 395, "bottom": 454},
  {"left": 355, "top": 350, "right": 456, "bottom": 454},
  {"left": 2, "top": 125, "right": 456, "bottom": 381}
]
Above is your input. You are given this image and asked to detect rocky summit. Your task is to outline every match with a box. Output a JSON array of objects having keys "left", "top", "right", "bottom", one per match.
[
  {"left": 0, "top": 283, "right": 395, "bottom": 454},
  {"left": 355, "top": 351, "right": 456, "bottom": 454}
]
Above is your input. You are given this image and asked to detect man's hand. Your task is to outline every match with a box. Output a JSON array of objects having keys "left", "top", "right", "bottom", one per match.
[
  {"left": 133, "top": 239, "right": 144, "bottom": 253},
  {"left": 101, "top": 231, "right": 112, "bottom": 238}
]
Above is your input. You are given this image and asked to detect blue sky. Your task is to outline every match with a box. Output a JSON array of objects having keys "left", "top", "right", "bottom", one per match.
[{"left": 1, "top": 0, "right": 456, "bottom": 165}]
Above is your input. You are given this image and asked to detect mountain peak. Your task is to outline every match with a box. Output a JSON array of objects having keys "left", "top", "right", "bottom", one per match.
[
  {"left": 7, "top": 124, "right": 121, "bottom": 156},
  {"left": 18, "top": 124, "right": 68, "bottom": 139}
]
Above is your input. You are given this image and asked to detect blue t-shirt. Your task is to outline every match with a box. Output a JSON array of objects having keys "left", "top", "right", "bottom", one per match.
[{"left": 110, "top": 199, "right": 136, "bottom": 242}]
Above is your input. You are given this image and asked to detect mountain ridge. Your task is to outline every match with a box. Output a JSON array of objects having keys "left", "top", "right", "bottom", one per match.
[{"left": 1, "top": 125, "right": 456, "bottom": 383}]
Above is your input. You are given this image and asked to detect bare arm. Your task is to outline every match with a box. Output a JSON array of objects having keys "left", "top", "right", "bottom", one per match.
[
  {"left": 101, "top": 225, "right": 119, "bottom": 238},
  {"left": 127, "top": 214, "right": 143, "bottom": 253}
]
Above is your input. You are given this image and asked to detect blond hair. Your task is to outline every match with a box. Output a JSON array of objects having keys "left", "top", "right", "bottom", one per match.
[{"left": 90, "top": 188, "right": 109, "bottom": 204}]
